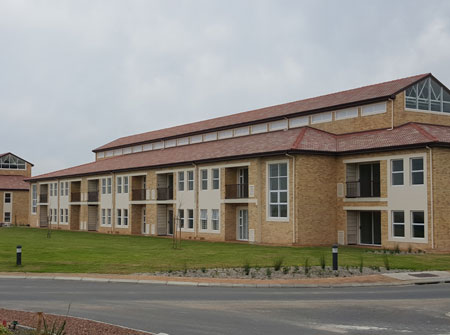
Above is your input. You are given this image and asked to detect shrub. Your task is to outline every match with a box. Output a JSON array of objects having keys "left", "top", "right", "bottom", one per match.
[
  {"left": 304, "top": 257, "right": 310, "bottom": 275},
  {"left": 201, "top": 267, "right": 206, "bottom": 273},
  {"left": 383, "top": 254, "right": 390, "bottom": 270},
  {"left": 319, "top": 254, "right": 326, "bottom": 270},
  {"left": 273, "top": 257, "right": 284, "bottom": 271},
  {"left": 282, "top": 266, "right": 289, "bottom": 274},
  {"left": 243, "top": 260, "right": 251, "bottom": 276},
  {"left": 266, "top": 268, "right": 272, "bottom": 278},
  {"left": 359, "top": 255, "right": 364, "bottom": 273},
  {"left": 0, "top": 325, "right": 11, "bottom": 335},
  {"left": 42, "top": 317, "right": 67, "bottom": 335}
]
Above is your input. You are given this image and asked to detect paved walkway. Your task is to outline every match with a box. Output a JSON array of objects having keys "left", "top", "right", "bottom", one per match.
[{"left": 1, "top": 271, "right": 449, "bottom": 288}]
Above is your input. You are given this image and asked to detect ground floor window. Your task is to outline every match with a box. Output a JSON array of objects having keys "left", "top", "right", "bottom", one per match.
[
  {"left": 178, "top": 209, "right": 184, "bottom": 228},
  {"left": 4, "top": 212, "right": 10, "bottom": 223},
  {"left": 412, "top": 211, "right": 425, "bottom": 238},
  {"left": 392, "top": 211, "right": 405, "bottom": 237},
  {"left": 188, "top": 209, "right": 194, "bottom": 229},
  {"left": 200, "top": 209, "right": 208, "bottom": 230},
  {"left": 212, "top": 209, "right": 219, "bottom": 231}
]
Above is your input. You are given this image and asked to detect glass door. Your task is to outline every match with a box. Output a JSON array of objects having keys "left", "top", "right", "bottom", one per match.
[
  {"left": 237, "top": 209, "right": 249, "bottom": 241},
  {"left": 359, "top": 211, "right": 381, "bottom": 245},
  {"left": 167, "top": 209, "right": 174, "bottom": 235}
]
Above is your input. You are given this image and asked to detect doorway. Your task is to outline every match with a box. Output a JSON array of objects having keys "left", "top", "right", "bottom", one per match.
[
  {"left": 237, "top": 208, "right": 249, "bottom": 241},
  {"left": 167, "top": 208, "right": 174, "bottom": 235},
  {"left": 359, "top": 211, "right": 381, "bottom": 245}
]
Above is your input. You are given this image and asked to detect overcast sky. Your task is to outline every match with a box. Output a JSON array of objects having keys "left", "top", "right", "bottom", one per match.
[{"left": 2, "top": 0, "right": 450, "bottom": 175}]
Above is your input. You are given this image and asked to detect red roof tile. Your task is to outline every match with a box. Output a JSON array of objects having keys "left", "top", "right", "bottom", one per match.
[
  {"left": 0, "top": 175, "right": 30, "bottom": 190},
  {"left": 28, "top": 122, "right": 450, "bottom": 182},
  {"left": 94, "top": 73, "right": 430, "bottom": 152}
]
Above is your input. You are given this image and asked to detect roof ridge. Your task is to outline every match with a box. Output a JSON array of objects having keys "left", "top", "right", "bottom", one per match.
[{"left": 409, "top": 123, "right": 439, "bottom": 142}]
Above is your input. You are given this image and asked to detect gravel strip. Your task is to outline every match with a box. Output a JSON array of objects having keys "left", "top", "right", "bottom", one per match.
[{"left": 0, "top": 308, "right": 154, "bottom": 335}]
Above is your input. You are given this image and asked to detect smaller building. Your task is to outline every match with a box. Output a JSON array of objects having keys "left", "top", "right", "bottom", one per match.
[{"left": 0, "top": 153, "right": 33, "bottom": 226}]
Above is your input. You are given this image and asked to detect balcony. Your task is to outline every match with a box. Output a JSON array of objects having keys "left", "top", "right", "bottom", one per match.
[
  {"left": 132, "top": 189, "right": 146, "bottom": 201},
  {"left": 39, "top": 194, "right": 48, "bottom": 203},
  {"left": 225, "top": 184, "right": 249, "bottom": 199},
  {"left": 346, "top": 181, "right": 380, "bottom": 198},
  {"left": 87, "top": 191, "right": 99, "bottom": 202},
  {"left": 71, "top": 192, "right": 81, "bottom": 202},
  {"left": 157, "top": 187, "right": 173, "bottom": 200}
]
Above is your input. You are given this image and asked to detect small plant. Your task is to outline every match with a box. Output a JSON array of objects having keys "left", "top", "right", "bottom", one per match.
[
  {"left": 383, "top": 254, "right": 390, "bottom": 270},
  {"left": 266, "top": 267, "right": 272, "bottom": 278},
  {"left": 319, "top": 254, "right": 326, "bottom": 270},
  {"left": 293, "top": 265, "right": 299, "bottom": 273},
  {"left": 183, "top": 262, "right": 188, "bottom": 275},
  {"left": 168, "top": 269, "right": 173, "bottom": 274},
  {"left": 394, "top": 244, "right": 400, "bottom": 254},
  {"left": 243, "top": 259, "right": 251, "bottom": 276},
  {"left": 201, "top": 267, "right": 206, "bottom": 273},
  {"left": 282, "top": 266, "right": 289, "bottom": 274},
  {"left": 359, "top": 255, "right": 364, "bottom": 273},
  {"left": 42, "top": 317, "right": 67, "bottom": 335},
  {"left": 345, "top": 265, "right": 349, "bottom": 271},
  {"left": 273, "top": 257, "right": 284, "bottom": 271},
  {"left": 304, "top": 257, "right": 310, "bottom": 275},
  {"left": 0, "top": 325, "right": 11, "bottom": 335}
]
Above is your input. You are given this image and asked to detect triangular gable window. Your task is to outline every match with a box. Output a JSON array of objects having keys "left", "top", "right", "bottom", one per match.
[
  {"left": 405, "top": 77, "right": 450, "bottom": 113},
  {"left": 0, "top": 154, "right": 26, "bottom": 170}
]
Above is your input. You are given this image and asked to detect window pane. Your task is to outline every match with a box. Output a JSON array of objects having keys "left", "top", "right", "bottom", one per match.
[
  {"left": 279, "top": 177, "right": 287, "bottom": 190},
  {"left": 412, "top": 211, "right": 425, "bottom": 224},
  {"left": 393, "top": 211, "right": 404, "bottom": 223},
  {"left": 270, "top": 178, "right": 278, "bottom": 190},
  {"left": 393, "top": 225, "right": 405, "bottom": 237},
  {"left": 270, "top": 205, "right": 278, "bottom": 217},
  {"left": 412, "top": 158, "right": 423, "bottom": 171},
  {"left": 270, "top": 192, "right": 278, "bottom": 203},
  {"left": 392, "top": 160, "right": 403, "bottom": 172},
  {"left": 412, "top": 172, "right": 424, "bottom": 185},
  {"left": 279, "top": 163, "right": 287, "bottom": 177},
  {"left": 413, "top": 225, "right": 425, "bottom": 238},
  {"left": 392, "top": 173, "right": 404, "bottom": 186},
  {"left": 279, "top": 205, "right": 288, "bottom": 217},
  {"left": 280, "top": 191, "right": 287, "bottom": 203},
  {"left": 269, "top": 164, "right": 278, "bottom": 177}
]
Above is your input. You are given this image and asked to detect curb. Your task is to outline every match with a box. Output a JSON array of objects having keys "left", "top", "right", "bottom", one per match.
[{"left": 1, "top": 274, "right": 449, "bottom": 288}]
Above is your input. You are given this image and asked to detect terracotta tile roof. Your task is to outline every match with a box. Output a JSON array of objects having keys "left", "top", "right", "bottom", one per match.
[
  {"left": 0, "top": 175, "right": 30, "bottom": 190},
  {"left": 28, "top": 122, "right": 450, "bottom": 182},
  {"left": 94, "top": 73, "right": 430, "bottom": 152}
]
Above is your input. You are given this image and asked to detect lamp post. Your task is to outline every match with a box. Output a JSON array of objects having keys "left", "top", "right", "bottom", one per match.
[
  {"left": 332, "top": 244, "right": 338, "bottom": 271},
  {"left": 16, "top": 245, "right": 22, "bottom": 266}
]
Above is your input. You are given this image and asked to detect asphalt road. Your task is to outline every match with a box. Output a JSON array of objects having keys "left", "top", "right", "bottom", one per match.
[{"left": 0, "top": 279, "right": 450, "bottom": 335}]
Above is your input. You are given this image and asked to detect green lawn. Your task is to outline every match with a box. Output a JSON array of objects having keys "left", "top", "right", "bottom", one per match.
[{"left": 0, "top": 227, "right": 449, "bottom": 274}]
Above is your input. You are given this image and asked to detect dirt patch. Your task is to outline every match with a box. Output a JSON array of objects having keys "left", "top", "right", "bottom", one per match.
[{"left": 0, "top": 309, "right": 153, "bottom": 335}]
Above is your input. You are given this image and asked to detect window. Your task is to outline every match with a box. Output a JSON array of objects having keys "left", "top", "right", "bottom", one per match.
[
  {"left": 200, "top": 209, "right": 208, "bottom": 230},
  {"left": 107, "top": 209, "right": 112, "bottom": 225},
  {"left": 188, "top": 209, "right": 194, "bottom": 229},
  {"left": 212, "top": 209, "right": 219, "bottom": 231},
  {"left": 102, "top": 179, "right": 107, "bottom": 194},
  {"left": 178, "top": 171, "right": 185, "bottom": 191},
  {"left": 405, "top": 77, "right": 450, "bottom": 113},
  {"left": 0, "top": 154, "right": 26, "bottom": 170},
  {"left": 65, "top": 209, "right": 68, "bottom": 223},
  {"left": 107, "top": 178, "right": 112, "bottom": 194},
  {"left": 178, "top": 209, "right": 184, "bottom": 228},
  {"left": 411, "top": 158, "right": 424, "bottom": 185},
  {"left": 212, "top": 169, "right": 219, "bottom": 190},
  {"left": 391, "top": 159, "right": 404, "bottom": 186},
  {"left": 311, "top": 112, "right": 332, "bottom": 124},
  {"left": 392, "top": 211, "right": 405, "bottom": 237},
  {"left": 361, "top": 102, "right": 386, "bottom": 116},
  {"left": 123, "top": 209, "right": 128, "bottom": 226},
  {"left": 117, "top": 209, "right": 122, "bottom": 226},
  {"left": 54, "top": 183, "right": 58, "bottom": 196},
  {"left": 268, "top": 162, "right": 288, "bottom": 218},
  {"left": 53, "top": 209, "right": 57, "bottom": 222},
  {"left": 49, "top": 183, "right": 53, "bottom": 197},
  {"left": 4, "top": 212, "right": 10, "bottom": 223},
  {"left": 289, "top": 116, "right": 309, "bottom": 128},
  {"left": 412, "top": 211, "right": 425, "bottom": 238},
  {"left": 102, "top": 209, "right": 106, "bottom": 225},
  {"left": 117, "top": 177, "right": 122, "bottom": 193},
  {"left": 60, "top": 182, "right": 64, "bottom": 196},
  {"left": 32, "top": 184, "right": 37, "bottom": 214},
  {"left": 4, "top": 193, "right": 11, "bottom": 203},
  {"left": 188, "top": 171, "right": 194, "bottom": 191},
  {"left": 60, "top": 209, "right": 64, "bottom": 222},
  {"left": 201, "top": 170, "right": 208, "bottom": 190},
  {"left": 335, "top": 107, "right": 358, "bottom": 120},
  {"left": 65, "top": 182, "right": 68, "bottom": 196},
  {"left": 123, "top": 177, "right": 129, "bottom": 193}
]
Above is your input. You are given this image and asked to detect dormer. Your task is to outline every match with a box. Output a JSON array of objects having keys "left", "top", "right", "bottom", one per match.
[{"left": 0, "top": 153, "right": 33, "bottom": 177}]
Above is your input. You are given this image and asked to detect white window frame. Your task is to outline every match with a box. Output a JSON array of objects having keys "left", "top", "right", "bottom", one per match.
[
  {"left": 107, "top": 178, "right": 112, "bottom": 194},
  {"left": 391, "top": 159, "right": 404, "bottom": 186},
  {"left": 411, "top": 211, "right": 425, "bottom": 239},
  {"left": 212, "top": 168, "right": 220, "bottom": 190},
  {"left": 188, "top": 171, "right": 194, "bottom": 191},
  {"left": 31, "top": 184, "right": 37, "bottom": 214},
  {"left": 267, "top": 161, "right": 289, "bottom": 221},
  {"left": 188, "top": 209, "right": 194, "bottom": 229},
  {"left": 178, "top": 171, "right": 185, "bottom": 191},
  {"left": 311, "top": 112, "right": 332, "bottom": 124},
  {"left": 60, "top": 182, "right": 64, "bottom": 196},
  {"left": 4, "top": 192, "right": 11, "bottom": 204},
  {"left": 102, "top": 209, "right": 106, "bottom": 226},
  {"left": 178, "top": 209, "right": 184, "bottom": 229},
  {"left": 4, "top": 212, "right": 11, "bottom": 223},
  {"left": 60, "top": 209, "right": 64, "bottom": 223},
  {"left": 123, "top": 209, "right": 128, "bottom": 226},
  {"left": 123, "top": 176, "right": 129, "bottom": 193},
  {"left": 107, "top": 209, "right": 112, "bottom": 225},
  {"left": 335, "top": 107, "right": 358, "bottom": 120},
  {"left": 65, "top": 208, "right": 68, "bottom": 223},
  {"left": 361, "top": 102, "right": 386, "bottom": 116},
  {"left": 212, "top": 209, "right": 220, "bottom": 231},
  {"left": 102, "top": 179, "right": 107, "bottom": 194},
  {"left": 117, "top": 177, "right": 122, "bottom": 194},
  {"left": 392, "top": 211, "right": 405, "bottom": 238},
  {"left": 200, "top": 209, "right": 208, "bottom": 230},
  {"left": 117, "top": 209, "right": 122, "bottom": 226},
  {"left": 200, "top": 169, "right": 208, "bottom": 190},
  {"left": 410, "top": 157, "right": 424, "bottom": 185}
]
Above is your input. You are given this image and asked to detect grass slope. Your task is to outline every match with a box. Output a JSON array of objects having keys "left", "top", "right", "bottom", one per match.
[{"left": 0, "top": 227, "right": 449, "bottom": 274}]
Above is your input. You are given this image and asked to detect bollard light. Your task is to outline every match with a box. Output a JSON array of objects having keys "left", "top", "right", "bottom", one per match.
[
  {"left": 16, "top": 245, "right": 22, "bottom": 266},
  {"left": 332, "top": 244, "right": 338, "bottom": 271}
]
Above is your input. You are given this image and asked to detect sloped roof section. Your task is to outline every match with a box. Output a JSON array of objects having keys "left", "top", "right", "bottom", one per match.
[
  {"left": 94, "top": 73, "right": 431, "bottom": 152},
  {"left": 0, "top": 175, "right": 29, "bottom": 190},
  {"left": 28, "top": 122, "right": 450, "bottom": 182}
]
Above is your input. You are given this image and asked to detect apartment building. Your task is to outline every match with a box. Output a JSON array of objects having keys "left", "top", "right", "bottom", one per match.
[
  {"left": 28, "top": 73, "right": 450, "bottom": 251},
  {"left": 0, "top": 153, "right": 32, "bottom": 226}
]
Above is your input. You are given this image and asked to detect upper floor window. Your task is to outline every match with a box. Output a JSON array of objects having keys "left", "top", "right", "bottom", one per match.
[
  {"left": 178, "top": 171, "right": 185, "bottom": 191},
  {"left": 212, "top": 169, "right": 220, "bottom": 190},
  {"left": 411, "top": 158, "right": 424, "bottom": 185},
  {"left": 311, "top": 112, "right": 332, "bottom": 124},
  {"left": 268, "top": 162, "right": 288, "bottom": 218},
  {"left": 102, "top": 177, "right": 112, "bottom": 194},
  {"left": 188, "top": 171, "right": 194, "bottom": 191},
  {"left": 201, "top": 169, "right": 208, "bottom": 190},
  {"left": 107, "top": 178, "right": 112, "bottom": 194},
  {"left": 4, "top": 193, "right": 11, "bottom": 204},
  {"left": 335, "top": 107, "right": 358, "bottom": 120},
  {"left": 117, "top": 177, "right": 122, "bottom": 193},
  {"left": 102, "top": 179, "right": 107, "bottom": 194},
  {"left": 361, "top": 102, "right": 386, "bottom": 116},
  {"left": 405, "top": 77, "right": 450, "bottom": 113},
  {"left": 31, "top": 184, "right": 37, "bottom": 214},
  {"left": 0, "top": 154, "right": 26, "bottom": 170},
  {"left": 391, "top": 159, "right": 404, "bottom": 186},
  {"left": 123, "top": 176, "right": 129, "bottom": 193}
]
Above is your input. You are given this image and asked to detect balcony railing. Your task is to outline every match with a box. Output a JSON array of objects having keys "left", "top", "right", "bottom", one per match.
[
  {"left": 346, "top": 181, "right": 380, "bottom": 198},
  {"left": 225, "top": 184, "right": 249, "bottom": 199},
  {"left": 157, "top": 187, "right": 173, "bottom": 200},
  {"left": 87, "top": 191, "right": 99, "bottom": 202},
  {"left": 71, "top": 192, "right": 81, "bottom": 202},
  {"left": 132, "top": 189, "right": 146, "bottom": 201},
  {"left": 39, "top": 194, "right": 48, "bottom": 203}
]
